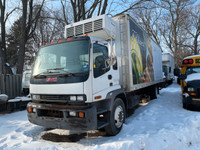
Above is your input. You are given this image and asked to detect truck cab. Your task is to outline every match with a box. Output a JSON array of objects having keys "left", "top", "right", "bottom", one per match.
[
  {"left": 27, "top": 15, "right": 125, "bottom": 135},
  {"left": 179, "top": 55, "right": 200, "bottom": 109}
]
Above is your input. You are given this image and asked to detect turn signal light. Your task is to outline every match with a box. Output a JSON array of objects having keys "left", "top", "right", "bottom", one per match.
[
  {"left": 78, "top": 112, "right": 85, "bottom": 118},
  {"left": 95, "top": 96, "right": 102, "bottom": 100},
  {"left": 67, "top": 37, "right": 72, "bottom": 41},
  {"left": 50, "top": 41, "right": 55, "bottom": 45},
  {"left": 188, "top": 93, "right": 197, "bottom": 96},
  {"left": 58, "top": 39, "right": 63, "bottom": 43},
  {"left": 27, "top": 107, "right": 32, "bottom": 113}
]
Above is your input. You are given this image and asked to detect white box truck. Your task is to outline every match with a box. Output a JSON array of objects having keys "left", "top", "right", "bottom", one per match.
[
  {"left": 27, "top": 14, "right": 163, "bottom": 135},
  {"left": 162, "top": 53, "right": 175, "bottom": 85}
]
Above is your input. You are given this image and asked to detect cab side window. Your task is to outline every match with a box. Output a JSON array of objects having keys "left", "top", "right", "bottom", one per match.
[{"left": 93, "top": 43, "right": 110, "bottom": 78}]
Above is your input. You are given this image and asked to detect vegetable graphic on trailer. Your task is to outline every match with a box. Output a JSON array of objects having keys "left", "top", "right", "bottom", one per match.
[{"left": 130, "top": 20, "right": 154, "bottom": 84}]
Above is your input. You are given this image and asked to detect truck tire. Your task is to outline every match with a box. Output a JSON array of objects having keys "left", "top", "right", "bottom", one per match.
[{"left": 104, "top": 98, "right": 126, "bottom": 136}]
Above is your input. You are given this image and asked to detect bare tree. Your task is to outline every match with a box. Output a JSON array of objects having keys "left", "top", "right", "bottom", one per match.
[
  {"left": 0, "top": 0, "right": 17, "bottom": 74},
  {"left": 130, "top": 2, "right": 162, "bottom": 45},
  {"left": 33, "top": 7, "right": 65, "bottom": 48},
  {"left": 0, "top": 0, "right": 6, "bottom": 74},
  {"left": 17, "top": 0, "right": 45, "bottom": 74},
  {"left": 68, "top": 0, "right": 108, "bottom": 22},
  {"left": 154, "top": 0, "right": 195, "bottom": 67},
  {"left": 183, "top": 4, "right": 200, "bottom": 55}
]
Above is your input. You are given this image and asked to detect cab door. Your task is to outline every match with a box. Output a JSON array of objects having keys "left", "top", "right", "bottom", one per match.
[{"left": 92, "top": 43, "right": 112, "bottom": 97}]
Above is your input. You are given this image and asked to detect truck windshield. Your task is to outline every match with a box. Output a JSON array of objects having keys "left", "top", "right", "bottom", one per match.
[
  {"left": 186, "top": 67, "right": 200, "bottom": 75},
  {"left": 32, "top": 40, "right": 90, "bottom": 76}
]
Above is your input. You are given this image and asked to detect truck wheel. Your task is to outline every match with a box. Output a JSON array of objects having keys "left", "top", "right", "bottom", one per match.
[{"left": 104, "top": 98, "right": 126, "bottom": 136}]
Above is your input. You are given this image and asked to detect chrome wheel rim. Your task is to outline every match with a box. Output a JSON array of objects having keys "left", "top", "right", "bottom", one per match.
[{"left": 114, "top": 105, "right": 124, "bottom": 128}]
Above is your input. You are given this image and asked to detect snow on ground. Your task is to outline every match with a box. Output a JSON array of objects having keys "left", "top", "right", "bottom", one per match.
[{"left": 1, "top": 82, "right": 200, "bottom": 150}]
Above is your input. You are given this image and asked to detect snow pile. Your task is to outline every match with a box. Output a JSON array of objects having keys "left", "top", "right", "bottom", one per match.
[
  {"left": 1, "top": 82, "right": 200, "bottom": 150},
  {"left": 8, "top": 96, "right": 31, "bottom": 102},
  {"left": 185, "top": 73, "right": 200, "bottom": 82},
  {"left": 0, "top": 94, "right": 8, "bottom": 101}
]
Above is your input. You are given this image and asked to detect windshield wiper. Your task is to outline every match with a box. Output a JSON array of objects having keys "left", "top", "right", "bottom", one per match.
[
  {"left": 33, "top": 72, "right": 48, "bottom": 78},
  {"left": 47, "top": 67, "right": 65, "bottom": 71},
  {"left": 57, "top": 72, "right": 75, "bottom": 77},
  {"left": 47, "top": 68, "right": 75, "bottom": 76}
]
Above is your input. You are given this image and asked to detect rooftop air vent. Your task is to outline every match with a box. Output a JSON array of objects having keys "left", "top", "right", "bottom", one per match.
[{"left": 65, "top": 15, "right": 116, "bottom": 40}]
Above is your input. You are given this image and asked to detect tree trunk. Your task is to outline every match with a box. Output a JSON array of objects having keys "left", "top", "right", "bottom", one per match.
[
  {"left": 101, "top": 0, "right": 108, "bottom": 15},
  {"left": 194, "top": 34, "right": 199, "bottom": 55},
  {"left": 17, "top": 0, "right": 28, "bottom": 74},
  {"left": 0, "top": 0, "right": 6, "bottom": 74}
]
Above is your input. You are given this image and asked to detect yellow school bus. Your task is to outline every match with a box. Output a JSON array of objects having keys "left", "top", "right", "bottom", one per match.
[{"left": 179, "top": 55, "right": 200, "bottom": 109}]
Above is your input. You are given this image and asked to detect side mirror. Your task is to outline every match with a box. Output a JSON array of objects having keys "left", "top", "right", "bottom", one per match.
[
  {"left": 105, "top": 57, "right": 117, "bottom": 68},
  {"left": 179, "top": 74, "right": 187, "bottom": 80},
  {"left": 174, "top": 68, "right": 180, "bottom": 76}
]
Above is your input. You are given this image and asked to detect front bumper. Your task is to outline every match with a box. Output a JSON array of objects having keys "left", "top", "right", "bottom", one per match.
[
  {"left": 183, "top": 95, "right": 200, "bottom": 107},
  {"left": 27, "top": 102, "right": 97, "bottom": 131}
]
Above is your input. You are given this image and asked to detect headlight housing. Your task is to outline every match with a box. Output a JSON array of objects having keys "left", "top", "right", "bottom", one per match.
[
  {"left": 70, "top": 95, "right": 85, "bottom": 101},
  {"left": 32, "top": 94, "right": 40, "bottom": 100},
  {"left": 187, "top": 87, "right": 195, "bottom": 92},
  {"left": 70, "top": 96, "right": 76, "bottom": 101},
  {"left": 77, "top": 96, "right": 84, "bottom": 101}
]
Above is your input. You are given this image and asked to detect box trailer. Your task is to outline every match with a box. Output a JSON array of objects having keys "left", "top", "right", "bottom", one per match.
[
  {"left": 27, "top": 14, "right": 163, "bottom": 135},
  {"left": 162, "top": 53, "right": 175, "bottom": 85}
]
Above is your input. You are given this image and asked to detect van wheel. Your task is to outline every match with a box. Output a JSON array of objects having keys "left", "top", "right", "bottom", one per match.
[{"left": 104, "top": 98, "right": 125, "bottom": 136}]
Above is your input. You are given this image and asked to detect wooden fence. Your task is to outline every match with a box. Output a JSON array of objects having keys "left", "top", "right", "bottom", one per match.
[{"left": 0, "top": 74, "right": 22, "bottom": 99}]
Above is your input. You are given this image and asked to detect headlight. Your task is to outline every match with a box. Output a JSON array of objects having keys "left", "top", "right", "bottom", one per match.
[
  {"left": 70, "top": 96, "right": 76, "bottom": 101},
  {"left": 77, "top": 96, "right": 84, "bottom": 101},
  {"left": 188, "top": 87, "right": 195, "bottom": 92},
  {"left": 32, "top": 94, "right": 40, "bottom": 100},
  {"left": 69, "top": 95, "right": 85, "bottom": 101}
]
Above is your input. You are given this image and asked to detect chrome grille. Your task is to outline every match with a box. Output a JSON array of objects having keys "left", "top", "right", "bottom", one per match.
[{"left": 40, "top": 95, "right": 70, "bottom": 101}]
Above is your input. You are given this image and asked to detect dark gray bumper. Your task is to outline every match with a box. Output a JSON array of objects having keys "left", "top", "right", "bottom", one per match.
[
  {"left": 183, "top": 95, "right": 200, "bottom": 107},
  {"left": 27, "top": 102, "right": 97, "bottom": 131}
]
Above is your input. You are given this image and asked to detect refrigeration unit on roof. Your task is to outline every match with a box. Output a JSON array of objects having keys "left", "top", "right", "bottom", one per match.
[{"left": 64, "top": 15, "right": 116, "bottom": 40}]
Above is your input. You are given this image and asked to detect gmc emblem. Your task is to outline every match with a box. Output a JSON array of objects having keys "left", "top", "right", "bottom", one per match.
[{"left": 46, "top": 77, "right": 57, "bottom": 82}]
